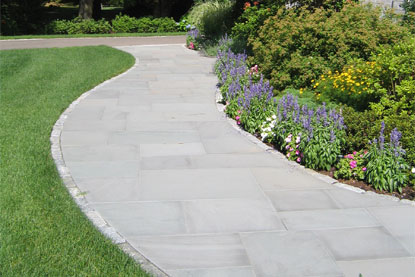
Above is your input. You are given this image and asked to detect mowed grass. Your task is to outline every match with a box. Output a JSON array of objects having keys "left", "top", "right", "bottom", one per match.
[{"left": 0, "top": 46, "right": 150, "bottom": 276}]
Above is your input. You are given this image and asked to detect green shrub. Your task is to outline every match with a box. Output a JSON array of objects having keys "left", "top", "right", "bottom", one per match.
[
  {"left": 47, "top": 19, "right": 73, "bottom": 34},
  {"left": 111, "top": 14, "right": 138, "bottom": 33},
  {"left": 342, "top": 106, "right": 415, "bottom": 167},
  {"left": 250, "top": 3, "right": 409, "bottom": 91},
  {"left": 231, "top": 4, "right": 278, "bottom": 53},
  {"left": 188, "top": 0, "right": 235, "bottom": 39},
  {"left": 152, "top": 17, "right": 178, "bottom": 32},
  {"left": 47, "top": 17, "right": 112, "bottom": 34},
  {"left": 67, "top": 18, "right": 112, "bottom": 34}
]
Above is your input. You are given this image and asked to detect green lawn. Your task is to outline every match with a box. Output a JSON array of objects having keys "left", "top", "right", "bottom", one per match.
[
  {"left": 0, "top": 32, "right": 186, "bottom": 40},
  {"left": 0, "top": 46, "right": 150, "bottom": 276}
]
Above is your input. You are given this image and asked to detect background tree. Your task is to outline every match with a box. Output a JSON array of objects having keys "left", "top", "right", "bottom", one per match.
[
  {"left": 0, "top": 0, "right": 45, "bottom": 35},
  {"left": 79, "top": 0, "right": 94, "bottom": 19}
]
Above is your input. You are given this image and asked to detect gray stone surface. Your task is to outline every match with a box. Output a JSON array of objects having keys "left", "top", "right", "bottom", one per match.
[
  {"left": 315, "top": 227, "right": 411, "bottom": 260},
  {"left": 337, "top": 257, "right": 415, "bottom": 277},
  {"left": 92, "top": 202, "right": 187, "bottom": 237},
  {"left": 367, "top": 206, "right": 415, "bottom": 255},
  {"left": 241, "top": 231, "right": 343, "bottom": 277},
  {"left": 138, "top": 168, "right": 264, "bottom": 201},
  {"left": 266, "top": 189, "right": 340, "bottom": 211},
  {"left": 129, "top": 234, "right": 251, "bottom": 270},
  {"left": 183, "top": 199, "right": 285, "bottom": 233},
  {"left": 280, "top": 208, "right": 380, "bottom": 230},
  {"left": 167, "top": 267, "right": 255, "bottom": 277},
  {"left": 58, "top": 44, "right": 414, "bottom": 276},
  {"left": 140, "top": 143, "right": 205, "bottom": 157}
]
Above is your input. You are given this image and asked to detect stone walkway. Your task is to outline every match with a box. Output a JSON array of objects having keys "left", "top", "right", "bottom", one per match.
[{"left": 58, "top": 44, "right": 414, "bottom": 276}]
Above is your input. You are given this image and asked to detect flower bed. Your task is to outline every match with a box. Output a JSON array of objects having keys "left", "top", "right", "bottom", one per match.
[{"left": 207, "top": 35, "right": 415, "bottom": 199}]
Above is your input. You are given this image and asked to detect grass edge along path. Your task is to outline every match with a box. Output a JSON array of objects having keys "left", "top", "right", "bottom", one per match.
[
  {"left": 0, "top": 32, "right": 186, "bottom": 40},
  {"left": 0, "top": 46, "right": 150, "bottom": 276}
]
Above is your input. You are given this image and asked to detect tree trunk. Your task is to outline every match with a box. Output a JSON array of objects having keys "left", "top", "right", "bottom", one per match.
[
  {"left": 79, "top": 0, "right": 93, "bottom": 19},
  {"left": 93, "top": 0, "right": 102, "bottom": 20},
  {"left": 152, "top": 0, "right": 174, "bottom": 17}
]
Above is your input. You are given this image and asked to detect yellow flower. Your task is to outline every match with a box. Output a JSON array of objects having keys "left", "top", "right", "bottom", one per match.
[{"left": 311, "top": 79, "right": 315, "bottom": 83}]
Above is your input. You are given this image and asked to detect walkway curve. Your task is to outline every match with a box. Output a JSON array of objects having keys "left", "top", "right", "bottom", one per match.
[{"left": 54, "top": 44, "right": 415, "bottom": 277}]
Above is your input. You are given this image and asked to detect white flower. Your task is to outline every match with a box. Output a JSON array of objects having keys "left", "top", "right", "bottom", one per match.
[
  {"left": 272, "top": 114, "right": 277, "bottom": 120},
  {"left": 412, "top": 167, "right": 415, "bottom": 174},
  {"left": 266, "top": 117, "right": 271, "bottom": 121},
  {"left": 296, "top": 136, "right": 301, "bottom": 144},
  {"left": 269, "top": 123, "right": 275, "bottom": 128}
]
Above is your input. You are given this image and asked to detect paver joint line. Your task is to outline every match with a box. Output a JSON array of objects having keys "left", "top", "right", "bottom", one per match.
[{"left": 49, "top": 38, "right": 415, "bottom": 277}]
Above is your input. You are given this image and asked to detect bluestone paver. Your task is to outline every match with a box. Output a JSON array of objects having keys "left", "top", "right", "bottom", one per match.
[{"left": 58, "top": 43, "right": 415, "bottom": 276}]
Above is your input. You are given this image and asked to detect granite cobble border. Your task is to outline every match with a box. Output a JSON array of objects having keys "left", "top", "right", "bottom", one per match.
[{"left": 50, "top": 54, "right": 169, "bottom": 277}]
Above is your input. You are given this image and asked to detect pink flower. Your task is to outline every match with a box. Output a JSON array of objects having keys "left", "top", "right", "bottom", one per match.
[
  {"left": 286, "top": 153, "right": 291, "bottom": 158},
  {"left": 237, "top": 110, "right": 241, "bottom": 114},
  {"left": 285, "top": 145, "right": 290, "bottom": 150},
  {"left": 353, "top": 151, "right": 357, "bottom": 155},
  {"left": 350, "top": 160, "right": 357, "bottom": 169},
  {"left": 235, "top": 115, "right": 240, "bottom": 120},
  {"left": 296, "top": 136, "right": 301, "bottom": 144},
  {"left": 289, "top": 147, "right": 294, "bottom": 151},
  {"left": 295, "top": 150, "right": 300, "bottom": 155},
  {"left": 189, "top": 42, "right": 195, "bottom": 49},
  {"left": 296, "top": 157, "right": 301, "bottom": 163},
  {"left": 364, "top": 150, "right": 368, "bottom": 154},
  {"left": 360, "top": 154, "right": 363, "bottom": 158},
  {"left": 362, "top": 167, "right": 367, "bottom": 171},
  {"left": 237, "top": 121, "right": 241, "bottom": 125}
]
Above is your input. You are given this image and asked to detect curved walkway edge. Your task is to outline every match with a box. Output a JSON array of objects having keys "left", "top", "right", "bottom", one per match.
[
  {"left": 50, "top": 56, "right": 169, "bottom": 276},
  {"left": 52, "top": 43, "right": 415, "bottom": 277}
]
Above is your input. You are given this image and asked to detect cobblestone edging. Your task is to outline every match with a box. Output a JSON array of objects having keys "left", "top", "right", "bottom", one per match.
[
  {"left": 215, "top": 90, "right": 415, "bottom": 207},
  {"left": 50, "top": 56, "right": 169, "bottom": 277}
]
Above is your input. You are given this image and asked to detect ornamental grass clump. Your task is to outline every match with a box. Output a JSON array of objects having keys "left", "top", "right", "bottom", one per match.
[
  {"left": 260, "top": 94, "right": 346, "bottom": 170},
  {"left": 365, "top": 122, "right": 410, "bottom": 192}
]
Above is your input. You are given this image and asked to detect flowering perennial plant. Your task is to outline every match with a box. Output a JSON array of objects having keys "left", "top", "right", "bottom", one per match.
[
  {"left": 265, "top": 94, "right": 346, "bottom": 170},
  {"left": 334, "top": 150, "right": 367, "bottom": 180},
  {"left": 215, "top": 36, "right": 274, "bottom": 133},
  {"left": 186, "top": 27, "right": 201, "bottom": 50},
  {"left": 365, "top": 122, "right": 410, "bottom": 192}
]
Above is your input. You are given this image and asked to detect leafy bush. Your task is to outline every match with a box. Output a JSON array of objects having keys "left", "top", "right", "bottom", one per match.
[
  {"left": 231, "top": 3, "right": 278, "bottom": 53},
  {"left": 67, "top": 18, "right": 112, "bottom": 34},
  {"left": 47, "top": 17, "right": 112, "bottom": 34},
  {"left": 111, "top": 14, "right": 138, "bottom": 32},
  {"left": 152, "top": 17, "right": 178, "bottom": 32},
  {"left": 188, "top": 0, "right": 235, "bottom": 38},
  {"left": 111, "top": 15, "right": 178, "bottom": 33},
  {"left": 365, "top": 122, "right": 410, "bottom": 192},
  {"left": 47, "top": 15, "right": 180, "bottom": 35},
  {"left": 249, "top": 3, "right": 409, "bottom": 91},
  {"left": 368, "top": 38, "right": 415, "bottom": 116}
]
